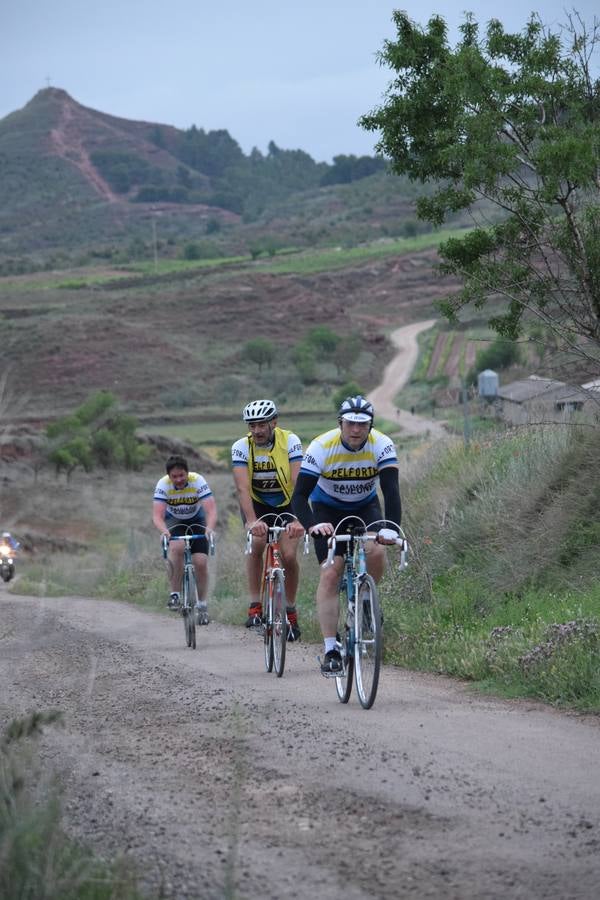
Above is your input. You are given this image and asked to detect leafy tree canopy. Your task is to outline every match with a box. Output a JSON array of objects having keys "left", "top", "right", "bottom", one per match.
[{"left": 361, "top": 10, "right": 600, "bottom": 373}]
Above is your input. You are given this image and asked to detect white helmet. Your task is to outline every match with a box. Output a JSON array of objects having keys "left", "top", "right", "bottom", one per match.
[
  {"left": 243, "top": 399, "right": 278, "bottom": 423},
  {"left": 2, "top": 532, "right": 10, "bottom": 538},
  {"left": 338, "top": 395, "right": 374, "bottom": 423}
]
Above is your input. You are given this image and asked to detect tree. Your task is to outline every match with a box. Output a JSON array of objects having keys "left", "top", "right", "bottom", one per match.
[
  {"left": 46, "top": 391, "right": 149, "bottom": 477},
  {"left": 242, "top": 337, "right": 275, "bottom": 371},
  {"left": 360, "top": 10, "right": 600, "bottom": 375}
]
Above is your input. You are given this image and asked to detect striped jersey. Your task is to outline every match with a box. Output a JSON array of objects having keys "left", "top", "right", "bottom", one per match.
[
  {"left": 300, "top": 427, "right": 397, "bottom": 510},
  {"left": 153, "top": 472, "right": 212, "bottom": 519}
]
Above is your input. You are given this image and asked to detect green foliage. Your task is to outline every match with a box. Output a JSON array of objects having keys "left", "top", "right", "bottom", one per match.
[
  {"left": 466, "top": 335, "right": 521, "bottom": 383},
  {"left": 361, "top": 10, "right": 600, "bottom": 357},
  {"left": 241, "top": 337, "right": 275, "bottom": 371},
  {"left": 332, "top": 382, "right": 363, "bottom": 411},
  {"left": 305, "top": 325, "right": 340, "bottom": 354},
  {"left": 292, "top": 342, "right": 317, "bottom": 383},
  {"left": 46, "top": 391, "right": 149, "bottom": 476}
]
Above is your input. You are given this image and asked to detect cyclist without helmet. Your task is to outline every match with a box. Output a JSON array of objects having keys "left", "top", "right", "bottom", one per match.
[
  {"left": 292, "top": 395, "right": 402, "bottom": 673},
  {"left": 231, "top": 399, "right": 305, "bottom": 640},
  {"left": 152, "top": 455, "right": 217, "bottom": 621}
]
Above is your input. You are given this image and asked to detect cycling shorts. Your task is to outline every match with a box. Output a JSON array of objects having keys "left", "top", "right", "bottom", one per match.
[
  {"left": 166, "top": 513, "right": 209, "bottom": 555},
  {"left": 310, "top": 498, "right": 382, "bottom": 564},
  {"left": 241, "top": 501, "right": 297, "bottom": 528}
]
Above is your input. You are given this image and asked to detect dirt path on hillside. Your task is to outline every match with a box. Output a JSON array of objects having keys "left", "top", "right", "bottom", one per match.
[
  {"left": 1, "top": 590, "right": 599, "bottom": 900},
  {"left": 368, "top": 321, "right": 447, "bottom": 438}
]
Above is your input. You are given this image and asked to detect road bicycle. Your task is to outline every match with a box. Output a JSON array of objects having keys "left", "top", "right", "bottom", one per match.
[
  {"left": 323, "top": 517, "right": 408, "bottom": 709},
  {"left": 162, "top": 525, "right": 215, "bottom": 650},
  {"left": 246, "top": 514, "right": 308, "bottom": 677}
]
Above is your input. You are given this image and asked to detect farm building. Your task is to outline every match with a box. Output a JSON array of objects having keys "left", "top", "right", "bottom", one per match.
[{"left": 494, "top": 376, "right": 599, "bottom": 425}]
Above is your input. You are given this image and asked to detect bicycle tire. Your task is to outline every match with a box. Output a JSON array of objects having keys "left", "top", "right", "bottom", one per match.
[
  {"left": 335, "top": 579, "right": 354, "bottom": 703},
  {"left": 182, "top": 570, "right": 197, "bottom": 650},
  {"left": 261, "top": 574, "right": 274, "bottom": 672},
  {"left": 272, "top": 570, "right": 287, "bottom": 678},
  {"left": 354, "top": 574, "right": 382, "bottom": 709}
]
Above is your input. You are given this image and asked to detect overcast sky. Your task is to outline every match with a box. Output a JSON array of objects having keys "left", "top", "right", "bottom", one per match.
[{"left": 2, "top": 1, "right": 597, "bottom": 162}]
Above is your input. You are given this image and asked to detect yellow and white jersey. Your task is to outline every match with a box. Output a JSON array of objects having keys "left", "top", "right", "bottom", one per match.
[
  {"left": 153, "top": 472, "right": 212, "bottom": 519},
  {"left": 300, "top": 427, "right": 397, "bottom": 510}
]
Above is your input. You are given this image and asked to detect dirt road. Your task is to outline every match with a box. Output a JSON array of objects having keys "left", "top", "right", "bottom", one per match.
[
  {"left": 1, "top": 591, "right": 599, "bottom": 899},
  {"left": 368, "top": 320, "right": 447, "bottom": 438}
]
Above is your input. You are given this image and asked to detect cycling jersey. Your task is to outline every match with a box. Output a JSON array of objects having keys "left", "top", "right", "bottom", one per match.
[
  {"left": 231, "top": 427, "right": 302, "bottom": 508},
  {"left": 153, "top": 472, "right": 212, "bottom": 519},
  {"left": 299, "top": 427, "right": 397, "bottom": 511}
]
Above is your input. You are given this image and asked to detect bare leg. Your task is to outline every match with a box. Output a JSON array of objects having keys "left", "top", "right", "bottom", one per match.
[
  {"left": 279, "top": 534, "right": 300, "bottom": 605},
  {"left": 316, "top": 558, "right": 344, "bottom": 639},
  {"left": 246, "top": 534, "right": 267, "bottom": 605}
]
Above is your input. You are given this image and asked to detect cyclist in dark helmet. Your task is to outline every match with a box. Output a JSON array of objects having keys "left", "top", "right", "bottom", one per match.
[
  {"left": 292, "top": 395, "right": 401, "bottom": 673},
  {"left": 231, "top": 399, "right": 305, "bottom": 640}
]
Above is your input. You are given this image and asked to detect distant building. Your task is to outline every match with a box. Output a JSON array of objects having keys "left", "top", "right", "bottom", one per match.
[{"left": 494, "top": 375, "right": 599, "bottom": 425}]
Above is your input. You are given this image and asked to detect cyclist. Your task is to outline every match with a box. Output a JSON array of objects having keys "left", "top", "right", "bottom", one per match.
[
  {"left": 152, "top": 454, "right": 217, "bottom": 623},
  {"left": 231, "top": 399, "right": 305, "bottom": 640},
  {"left": 292, "top": 395, "right": 401, "bottom": 673},
  {"left": 1, "top": 531, "right": 20, "bottom": 552}
]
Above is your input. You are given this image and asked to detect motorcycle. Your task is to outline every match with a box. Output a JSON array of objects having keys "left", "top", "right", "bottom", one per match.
[{"left": 0, "top": 543, "right": 15, "bottom": 582}]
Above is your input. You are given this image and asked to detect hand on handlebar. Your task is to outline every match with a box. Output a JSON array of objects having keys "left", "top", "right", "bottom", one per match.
[
  {"left": 247, "top": 519, "right": 268, "bottom": 536},
  {"left": 286, "top": 520, "right": 305, "bottom": 538},
  {"left": 309, "top": 522, "right": 334, "bottom": 537},
  {"left": 376, "top": 527, "right": 400, "bottom": 545}
]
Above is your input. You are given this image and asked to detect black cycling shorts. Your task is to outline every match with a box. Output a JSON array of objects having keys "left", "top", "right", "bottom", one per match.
[
  {"left": 310, "top": 498, "right": 383, "bottom": 564},
  {"left": 166, "top": 514, "right": 209, "bottom": 555},
  {"left": 241, "top": 501, "right": 296, "bottom": 528}
]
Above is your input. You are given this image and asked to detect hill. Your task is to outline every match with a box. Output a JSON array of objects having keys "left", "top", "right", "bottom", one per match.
[{"left": 0, "top": 88, "right": 432, "bottom": 266}]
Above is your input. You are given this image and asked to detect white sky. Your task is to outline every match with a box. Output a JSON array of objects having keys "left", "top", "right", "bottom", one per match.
[{"left": 1, "top": 1, "right": 597, "bottom": 162}]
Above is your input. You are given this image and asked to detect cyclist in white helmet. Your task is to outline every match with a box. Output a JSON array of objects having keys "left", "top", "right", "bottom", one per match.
[
  {"left": 231, "top": 399, "right": 305, "bottom": 639},
  {"left": 292, "top": 395, "right": 402, "bottom": 673}
]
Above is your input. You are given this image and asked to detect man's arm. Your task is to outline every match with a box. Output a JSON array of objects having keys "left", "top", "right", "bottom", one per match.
[
  {"left": 201, "top": 495, "right": 218, "bottom": 533},
  {"left": 232, "top": 466, "right": 266, "bottom": 535},
  {"left": 291, "top": 471, "right": 320, "bottom": 531},
  {"left": 152, "top": 500, "right": 169, "bottom": 536},
  {"left": 379, "top": 466, "right": 402, "bottom": 530}
]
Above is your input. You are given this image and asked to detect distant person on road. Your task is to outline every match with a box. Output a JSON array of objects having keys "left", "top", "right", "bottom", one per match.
[
  {"left": 292, "top": 395, "right": 402, "bottom": 674},
  {"left": 231, "top": 399, "right": 305, "bottom": 640},
  {"left": 152, "top": 454, "right": 217, "bottom": 623}
]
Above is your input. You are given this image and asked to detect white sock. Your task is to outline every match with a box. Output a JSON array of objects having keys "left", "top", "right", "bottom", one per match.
[
  {"left": 195, "top": 601, "right": 207, "bottom": 609},
  {"left": 324, "top": 637, "right": 337, "bottom": 654}
]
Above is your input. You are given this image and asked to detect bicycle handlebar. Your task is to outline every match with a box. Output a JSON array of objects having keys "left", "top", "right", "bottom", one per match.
[
  {"left": 324, "top": 525, "right": 408, "bottom": 569},
  {"left": 245, "top": 525, "right": 310, "bottom": 556},
  {"left": 162, "top": 531, "right": 216, "bottom": 556}
]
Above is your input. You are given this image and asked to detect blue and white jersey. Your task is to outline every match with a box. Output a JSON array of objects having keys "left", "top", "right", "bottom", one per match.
[
  {"left": 300, "top": 427, "right": 397, "bottom": 511},
  {"left": 153, "top": 472, "right": 212, "bottom": 520}
]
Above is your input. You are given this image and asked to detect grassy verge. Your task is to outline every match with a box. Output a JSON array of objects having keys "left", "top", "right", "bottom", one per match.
[{"left": 0, "top": 713, "right": 148, "bottom": 900}]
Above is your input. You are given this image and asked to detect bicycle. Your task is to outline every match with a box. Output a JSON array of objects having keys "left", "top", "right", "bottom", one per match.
[
  {"left": 323, "top": 517, "right": 408, "bottom": 709},
  {"left": 246, "top": 514, "right": 308, "bottom": 677},
  {"left": 162, "top": 525, "right": 215, "bottom": 650}
]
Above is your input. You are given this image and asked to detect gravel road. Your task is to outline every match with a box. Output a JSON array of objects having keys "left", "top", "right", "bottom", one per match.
[
  {"left": 368, "top": 320, "right": 447, "bottom": 438},
  {"left": 1, "top": 589, "right": 599, "bottom": 900}
]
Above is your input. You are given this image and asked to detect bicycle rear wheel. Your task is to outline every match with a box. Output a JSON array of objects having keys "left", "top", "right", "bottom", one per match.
[
  {"left": 354, "top": 575, "right": 382, "bottom": 709},
  {"left": 262, "top": 576, "right": 274, "bottom": 672},
  {"left": 272, "top": 570, "right": 287, "bottom": 678},
  {"left": 335, "top": 580, "right": 354, "bottom": 703}
]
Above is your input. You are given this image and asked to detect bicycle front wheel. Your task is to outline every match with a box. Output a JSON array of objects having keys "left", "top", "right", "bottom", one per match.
[
  {"left": 262, "top": 576, "right": 274, "bottom": 672},
  {"left": 272, "top": 570, "right": 287, "bottom": 678},
  {"left": 183, "top": 570, "right": 197, "bottom": 650},
  {"left": 335, "top": 581, "right": 353, "bottom": 703},
  {"left": 354, "top": 575, "right": 382, "bottom": 709}
]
